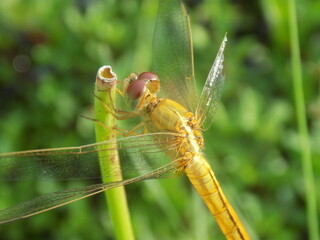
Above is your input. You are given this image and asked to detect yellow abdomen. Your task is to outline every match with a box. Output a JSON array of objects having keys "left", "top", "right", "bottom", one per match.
[{"left": 185, "top": 155, "right": 250, "bottom": 240}]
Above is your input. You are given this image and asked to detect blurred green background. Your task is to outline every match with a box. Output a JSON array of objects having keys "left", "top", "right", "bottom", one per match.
[{"left": 0, "top": 0, "right": 319, "bottom": 239}]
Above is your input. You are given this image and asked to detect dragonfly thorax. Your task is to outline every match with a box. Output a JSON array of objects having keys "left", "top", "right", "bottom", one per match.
[{"left": 178, "top": 118, "right": 204, "bottom": 156}]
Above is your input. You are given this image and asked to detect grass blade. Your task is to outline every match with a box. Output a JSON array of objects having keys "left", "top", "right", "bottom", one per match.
[{"left": 288, "top": 1, "right": 319, "bottom": 239}]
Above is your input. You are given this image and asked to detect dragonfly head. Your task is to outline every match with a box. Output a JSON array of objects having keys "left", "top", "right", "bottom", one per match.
[
  {"left": 124, "top": 72, "right": 160, "bottom": 109},
  {"left": 126, "top": 72, "right": 160, "bottom": 98}
]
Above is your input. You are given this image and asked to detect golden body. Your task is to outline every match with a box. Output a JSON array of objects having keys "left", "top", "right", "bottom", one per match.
[{"left": 132, "top": 86, "right": 249, "bottom": 239}]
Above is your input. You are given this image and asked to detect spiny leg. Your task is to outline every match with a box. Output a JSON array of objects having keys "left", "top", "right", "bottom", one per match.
[
  {"left": 115, "top": 122, "right": 147, "bottom": 137},
  {"left": 94, "top": 92, "right": 140, "bottom": 120},
  {"left": 80, "top": 115, "right": 131, "bottom": 136},
  {"left": 81, "top": 115, "right": 147, "bottom": 137}
]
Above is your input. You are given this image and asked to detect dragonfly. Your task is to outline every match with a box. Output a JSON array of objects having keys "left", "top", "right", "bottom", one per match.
[{"left": 0, "top": 0, "right": 249, "bottom": 239}]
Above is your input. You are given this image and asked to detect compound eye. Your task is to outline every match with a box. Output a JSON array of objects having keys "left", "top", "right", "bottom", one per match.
[
  {"left": 137, "top": 72, "right": 160, "bottom": 93},
  {"left": 126, "top": 79, "right": 146, "bottom": 100},
  {"left": 138, "top": 72, "right": 159, "bottom": 81}
]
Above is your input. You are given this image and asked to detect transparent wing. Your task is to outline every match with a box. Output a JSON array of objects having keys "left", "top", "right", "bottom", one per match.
[
  {"left": 195, "top": 34, "right": 227, "bottom": 131},
  {"left": 152, "top": 0, "right": 197, "bottom": 112},
  {"left": 0, "top": 132, "right": 186, "bottom": 224},
  {"left": 0, "top": 133, "right": 180, "bottom": 181},
  {"left": 0, "top": 159, "right": 183, "bottom": 224}
]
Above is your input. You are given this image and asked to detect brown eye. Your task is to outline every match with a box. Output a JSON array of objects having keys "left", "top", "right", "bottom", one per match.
[
  {"left": 126, "top": 79, "right": 146, "bottom": 100},
  {"left": 137, "top": 72, "right": 160, "bottom": 94},
  {"left": 138, "top": 72, "right": 159, "bottom": 82}
]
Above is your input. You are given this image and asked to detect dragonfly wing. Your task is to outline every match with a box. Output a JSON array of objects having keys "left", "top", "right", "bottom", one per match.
[
  {"left": 0, "top": 159, "right": 183, "bottom": 224},
  {"left": 195, "top": 34, "right": 227, "bottom": 131},
  {"left": 152, "top": 0, "right": 197, "bottom": 112},
  {"left": 0, "top": 133, "right": 180, "bottom": 181}
]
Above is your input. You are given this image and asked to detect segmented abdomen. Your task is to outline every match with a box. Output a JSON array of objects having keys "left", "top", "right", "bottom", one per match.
[{"left": 185, "top": 155, "right": 250, "bottom": 240}]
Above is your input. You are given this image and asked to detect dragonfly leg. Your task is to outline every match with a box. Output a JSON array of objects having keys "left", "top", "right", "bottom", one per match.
[
  {"left": 80, "top": 115, "right": 130, "bottom": 136},
  {"left": 80, "top": 115, "right": 146, "bottom": 137},
  {"left": 94, "top": 92, "right": 140, "bottom": 120},
  {"left": 115, "top": 87, "right": 124, "bottom": 97},
  {"left": 114, "top": 122, "right": 147, "bottom": 136},
  {"left": 141, "top": 124, "right": 148, "bottom": 134}
]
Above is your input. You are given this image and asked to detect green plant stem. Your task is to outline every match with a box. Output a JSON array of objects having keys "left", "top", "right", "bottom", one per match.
[
  {"left": 288, "top": 1, "right": 319, "bottom": 240},
  {"left": 94, "top": 66, "right": 135, "bottom": 240}
]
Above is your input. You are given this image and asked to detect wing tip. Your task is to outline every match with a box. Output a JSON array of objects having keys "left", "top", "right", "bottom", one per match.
[{"left": 224, "top": 32, "right": 228, "bottom": 41}]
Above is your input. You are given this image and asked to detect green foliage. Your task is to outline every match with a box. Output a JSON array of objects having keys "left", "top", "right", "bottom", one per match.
[{"left": 0, "top": 0, "right": 319, "bottom": 239}]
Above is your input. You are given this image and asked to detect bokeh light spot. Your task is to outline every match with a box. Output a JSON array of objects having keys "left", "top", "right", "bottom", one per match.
[{"left": 13, "top": 55, "right": 31, "bottom": 73}]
